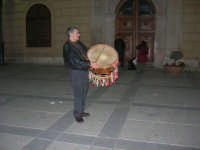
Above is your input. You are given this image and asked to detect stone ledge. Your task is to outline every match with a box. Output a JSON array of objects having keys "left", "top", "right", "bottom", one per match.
[{"left": 184, "top": 59, "right": 200, "bottom": 72}]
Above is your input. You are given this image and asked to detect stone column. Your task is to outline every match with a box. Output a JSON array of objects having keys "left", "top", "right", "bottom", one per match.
[
  {"left": 104, "top": 13, "right": 115, "bottom": 46},
  {"left": 166, "top": 0, "right": 183, "bottom": 50},
  {"left": 103, "top": 0, "right": 120, "bottom": 46},
  {"left": 154, "top": 0, "right": 168, "bottom": 67},
  {"left": 154, "top": 0, "right": 183, "bottom": 68}
]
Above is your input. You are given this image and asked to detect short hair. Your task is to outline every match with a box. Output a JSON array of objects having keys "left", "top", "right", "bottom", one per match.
[{"left": 66, "top": 26, "right": 79, "bottom": 37}]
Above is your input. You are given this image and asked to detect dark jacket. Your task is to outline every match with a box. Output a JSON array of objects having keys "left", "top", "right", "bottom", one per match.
[
  {"left": 63, "top": 40, "right": 90, "bottom": 70},
  {"left": 114, "top": 38, "right": 125, "bottom": 52}
]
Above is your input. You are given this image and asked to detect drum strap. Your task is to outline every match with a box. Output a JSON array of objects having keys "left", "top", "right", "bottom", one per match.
[
  {"left": 68, "top": 40, "right": 89, "bottom": 60},
  {"left": 94, "top": 46, "right": 105, "bottom": 63}
]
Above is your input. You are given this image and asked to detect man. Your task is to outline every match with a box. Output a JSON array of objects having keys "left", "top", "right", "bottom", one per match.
[
  {"left": 63, "top": 26, "right": 97, "bottom": 123},
  {"left": 114, "top": 34, "right": 125, "bottom": 67}
]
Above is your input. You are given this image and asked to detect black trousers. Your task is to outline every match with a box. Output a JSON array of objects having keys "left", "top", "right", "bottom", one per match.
[
  {"left": 117, "top": 50, "right": 124, "bottom": 67},
  {"left": 119, "top": 52, "right": 124, "bottom": 67},
  {"left": 69, "top": 69, "right": 89, "bottom": 118}
]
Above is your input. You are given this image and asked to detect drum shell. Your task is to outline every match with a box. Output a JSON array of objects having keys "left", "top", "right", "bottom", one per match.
[{"left": 91, "top": 64, "right": 114, "bottom": 75}]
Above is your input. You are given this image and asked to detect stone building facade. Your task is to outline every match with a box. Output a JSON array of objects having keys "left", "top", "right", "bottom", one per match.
[{"left": 2, "top": 0, "right": 200, "bottom": 71}]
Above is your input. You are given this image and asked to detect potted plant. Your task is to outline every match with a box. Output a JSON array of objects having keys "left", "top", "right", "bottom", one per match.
[{"left": 163, "top": 51, "right": 185, "bottom": 73}]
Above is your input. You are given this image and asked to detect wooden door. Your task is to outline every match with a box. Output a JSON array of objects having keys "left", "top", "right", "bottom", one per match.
[
  {"left": 115, "top": 0, "right": 155, "bottom": 65},
  {"left": 137, "top": 14, "right": 155, "bottom": 61},
  {"left": 116, "top": 15, "right": 136, "bottom": 65},
  {"left": 122, "top": 33, "right": 134, "bottom": 62}
]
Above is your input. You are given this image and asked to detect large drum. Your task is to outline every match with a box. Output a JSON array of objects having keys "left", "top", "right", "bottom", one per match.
[{"left": 87, "top": 44, "right": 119, "bottom": 87}]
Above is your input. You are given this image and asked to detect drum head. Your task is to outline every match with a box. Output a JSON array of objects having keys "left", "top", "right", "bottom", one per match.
[{"left": 87, "top": 44, "right": 118, "bottom": 66}]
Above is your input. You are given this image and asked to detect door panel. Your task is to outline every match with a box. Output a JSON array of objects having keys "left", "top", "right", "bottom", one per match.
[
  {"left": 115, "top": 0, "right": 155, "bottom": 65},
  {"left": 116, "top": 16, "right": 136, "bottom": 64},
  {"left": 138, "top": 32, "right": 154, "bottom": 61},
  {"left": 121, "top": 33, "right": 135, "bottom": 65},
  {"left": 117, "top": 16, "right": 135, "bottom": 31}
]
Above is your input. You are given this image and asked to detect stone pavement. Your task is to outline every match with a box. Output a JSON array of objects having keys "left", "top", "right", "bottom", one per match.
[{"left": 0, "top": 64, "right": 200, "bottom": 150}]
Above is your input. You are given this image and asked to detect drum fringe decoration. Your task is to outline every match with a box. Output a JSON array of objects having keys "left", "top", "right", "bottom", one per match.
[{"left": 89, "top": 66, "right": 118, "bottom": 87}]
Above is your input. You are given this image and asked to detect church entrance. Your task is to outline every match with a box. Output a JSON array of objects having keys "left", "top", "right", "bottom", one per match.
[{"left": 115, "top": 0, "right": 156, "bottom": 65}]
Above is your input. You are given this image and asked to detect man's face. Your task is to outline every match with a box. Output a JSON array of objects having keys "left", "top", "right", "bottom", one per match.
[{"left": 70, "top": 29, "right": 80, "bottom": 42}]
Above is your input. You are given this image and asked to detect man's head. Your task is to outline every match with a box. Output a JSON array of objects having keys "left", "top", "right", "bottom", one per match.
[
  {"left": 116, "top": 33, "right": 121, "bottom": 39},
  {"left": 141, "top": 40, "right": 147, "bottom": 47},
  {"left": 66, "top": 26, "right": 80, "bottom": 42}
]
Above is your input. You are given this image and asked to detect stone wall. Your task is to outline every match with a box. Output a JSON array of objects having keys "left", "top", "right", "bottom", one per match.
[
  {"left": 182, "top": 0, "right": 200, "bottom": 71},
  {"left": 183, "top": 0, "right": 200, "bottom": 58},
  {"left": 2, "top": 0, "right": 91, "bottom": 64}
]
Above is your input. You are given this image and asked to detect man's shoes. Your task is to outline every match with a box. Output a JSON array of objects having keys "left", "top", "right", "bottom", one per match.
[
  {"left": 75, "top": 117, "right": 84, "bottom": 123},
  {"left": 80, "top": 112, "right": 90, "bottom": 117}
]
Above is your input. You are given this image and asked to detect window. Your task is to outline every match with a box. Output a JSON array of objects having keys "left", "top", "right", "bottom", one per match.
[
  {"left": 118, "top": 0, "right": 134, "bottom": 16},
  {"left": 139, "top": 0, "right": 155, "bottom": 16},
  {"left": 26, "top": 4, "right": 51, "bottom": 47}
]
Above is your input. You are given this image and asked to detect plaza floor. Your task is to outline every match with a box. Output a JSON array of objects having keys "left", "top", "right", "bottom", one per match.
[{"left": 0, "top": 64, "right": 200, "bottom": 150}]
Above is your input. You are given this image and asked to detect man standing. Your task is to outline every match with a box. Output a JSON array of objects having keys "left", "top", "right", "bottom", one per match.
[
  {"left": 63, "top": 26, "right": 93, "bottom": 123},
  {"left": 114, "top": 34, "right": 125, "bottom": 67}
]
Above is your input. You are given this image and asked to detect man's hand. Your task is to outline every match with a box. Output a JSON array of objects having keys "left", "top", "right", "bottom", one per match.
[{"left": 90, "top": 62, "right": 99, "bottom": 68}]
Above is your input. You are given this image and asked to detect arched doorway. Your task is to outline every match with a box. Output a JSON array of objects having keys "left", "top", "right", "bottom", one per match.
[
  {"left": 115, "top": 0, "right": 156, "bottom": 65},
  {"left": 26, "top": 4, "right": 51, "bottom": 47}
]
